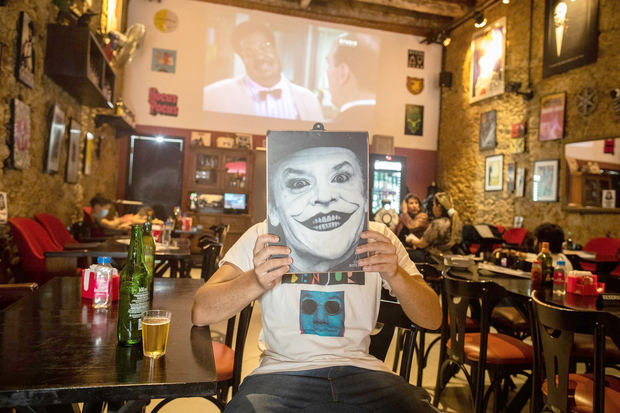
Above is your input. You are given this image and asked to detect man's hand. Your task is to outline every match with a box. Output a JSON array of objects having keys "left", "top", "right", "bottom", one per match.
[
  {"left": 252, "top": 234, "right": 292, "bottom": 290},
  {"left": 356, "top": 230, "right": 399, "bottom": 280}
]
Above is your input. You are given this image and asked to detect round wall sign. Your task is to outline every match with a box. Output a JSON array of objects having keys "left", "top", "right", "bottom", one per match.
[
  {"left": 154, "top": 9, "right": 179, "bottom": 33},
  {"left": 576, "top": 87, "right": 598, "bottom": 116}
]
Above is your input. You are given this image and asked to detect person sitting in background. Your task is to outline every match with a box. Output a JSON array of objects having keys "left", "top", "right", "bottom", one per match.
[
  {"left": 405, "top": 192, "right": 462, "bottom": 262},
  {"left": 534, "top": 223, "right": 573, "bottom": 271},
  {"left": 89, "top": 194, "right": 147, "bottom": 234},
  {"left": 395, "top": 194, "right": 429, "bottom": 246}
]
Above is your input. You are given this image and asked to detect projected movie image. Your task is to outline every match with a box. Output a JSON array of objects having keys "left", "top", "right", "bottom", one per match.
[{"left": 201, "top": 10, "right": 380, "bottom": 125}]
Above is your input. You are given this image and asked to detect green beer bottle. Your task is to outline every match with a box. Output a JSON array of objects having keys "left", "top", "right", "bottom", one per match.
[
  {"left": 142, "top": 212, "right": 156, "bottom": 302},
  {"left": 117, "top": 225, "right": 151, "bottom": 346}
]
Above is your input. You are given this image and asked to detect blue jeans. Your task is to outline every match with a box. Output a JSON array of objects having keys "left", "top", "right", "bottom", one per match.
[{"left": 224, "top": 366, "right": 439, "bottom": 412}]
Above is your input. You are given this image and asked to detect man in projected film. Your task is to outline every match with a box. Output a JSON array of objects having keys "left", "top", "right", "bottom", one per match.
[
  {"left": 192, "top": 129, "right": 442, "bottom": 412},
  {"left": 203, "top": 20, "right": 324, "bottom": 122},
  {"left": 267, "top": 131, "right": 368, "bottom": 272}
]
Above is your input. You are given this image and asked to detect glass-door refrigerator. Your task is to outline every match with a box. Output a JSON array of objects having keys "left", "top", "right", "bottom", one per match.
[{"left": 369, "top": 154, "right": 407, "bottom": 218}]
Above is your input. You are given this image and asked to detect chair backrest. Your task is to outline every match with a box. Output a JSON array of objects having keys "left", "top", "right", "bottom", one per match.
[
  {"left": 502, "top": 227, "right": 529, "bottom": 248},
  {"left": 8, "top": 218, "right": 62, "bottom": 274},
  {"left": 34, "top": 213, "right": 77, "bottom": 246},
  {"left": 531, "top": 290, "right": 609, "bottom": 413},
  {"left": 369, "top": 289, "right": 419, "bottom": 380},
  {"left": 583, "top": 237, "right": 620, "bottom": 261},
  {"left": 201, "top": 243, "right": 223, "bottom": 282},
  {"left": 229, "top": 302, "right": 255, "bottom": 395},
  {"left": 441, "top": 276, "right": 506, "bottom": 365}
]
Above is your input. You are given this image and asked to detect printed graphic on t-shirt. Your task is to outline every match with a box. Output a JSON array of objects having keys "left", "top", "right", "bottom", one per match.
[
  {"left": 282, "top": 272, "right": 364, "bottom": 285},
  {"left": 300, "top": 290, "right": 345, "bottom": 337}
]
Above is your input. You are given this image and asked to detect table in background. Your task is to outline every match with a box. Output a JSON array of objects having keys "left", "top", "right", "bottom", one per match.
[
  {"left": 45, "top": 238, "right": 191, "bottom": 278},
  {"left": 0, "top": 277, "right": 216, "bottom": 412}
]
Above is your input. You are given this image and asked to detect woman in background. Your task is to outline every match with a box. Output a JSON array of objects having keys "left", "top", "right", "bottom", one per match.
[
  {"left": 395, "top": 193, "right": 429, "bottom": 246},
  {"left": 406, "top": 192, "right": 462, "bottom": 262}
]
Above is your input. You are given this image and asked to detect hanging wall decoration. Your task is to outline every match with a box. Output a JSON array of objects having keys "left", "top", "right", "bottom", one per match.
[
  {"left": 479, "top": 110, "right": 497, "bottom": 150},
  {"left": 485, "top": 154, "right": 503, "bottom": 192},
  {"left": 83, "top": 132, "right": 94, "bottom": 175},
  {"left": 16, "top": 11, "right": 35, "bottom": 88},
  {"left": 406, "top": 76, "right": 424, "bottom": 95},
  {"left": 533, "top": 159, "right": 559, "bottom": 202},
  {"left": 469, "top": 17, "right": 506, "bottom": 103},
  {"left": 46, "top": 104, "right": 66, "bottom": 173},
  {"left": 0, "top": 192, "right": 7, "bottom": 225},
  {"left": 506, "top": 163, "right": 516, "bottom": 192},
  {"left": 151, "top": 48, "right": 177, "bottom": 73},
  {"left": 539, "top": 92, "right": 565, "bottom": 141},
  {"left": 407, "top": 49, "right": 424, "bottom": 68},
  {"left": 404, "top": 104, "right": 424, "bottom": 136},
  {"left": 576, "top": 87, "right": 598, "bottom": 116},
  {"left": 515, "top": 167, "right": 525, "bottom": 197},
  {"left": 611, "top": 88, "right": 620, "bottom": 118},
  {"left": 543, "top": 0, "right": 599, "bottom": 78},
  {"left": 10, "top": 98, "right": 31, "bottom": 170},
  {"left": 65, "top": 119, "right": 81, "bottom": 184},
  {"left": 154, "top": 9, "right": 179, "bottom": 33}
]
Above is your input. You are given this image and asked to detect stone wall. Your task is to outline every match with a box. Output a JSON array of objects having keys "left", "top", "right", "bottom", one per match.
[
  {"left": 438, "top": 0, "right": 620, "bottom": 245},
  {"left": 0, "top": 0, "right": 119, "bottom": 226}
]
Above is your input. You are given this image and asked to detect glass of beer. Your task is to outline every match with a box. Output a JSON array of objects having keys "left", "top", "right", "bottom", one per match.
[{"left": 141, "top": 310, "right": 171, "bottom": 358}]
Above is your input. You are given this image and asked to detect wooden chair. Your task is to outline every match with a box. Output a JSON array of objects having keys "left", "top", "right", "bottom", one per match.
[
  {"left": 34, "top": 213, "right": 78, "bottom": 247},
  {"left": 531, "top": 290, "right": 620, "bottom": 413},
  {"left": 434, "top": 276, "right": 533, "bottom": 413},
  {"left": 151, "top": 302, "right": 255, "bottom": 412}
]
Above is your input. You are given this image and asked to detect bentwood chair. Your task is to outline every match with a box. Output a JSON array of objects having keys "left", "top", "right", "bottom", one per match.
[
  {"left": 531, "top": 290, "right": 620, "bottom": 413},
  {"left": 151, "top": 301, "right": 255, "bottom": 412},
  {"left": 201, "top": 242, "right": 223, "bottom": 282},
  {"left": 434, "top": 276, "right": 533, "bottom": 413}
]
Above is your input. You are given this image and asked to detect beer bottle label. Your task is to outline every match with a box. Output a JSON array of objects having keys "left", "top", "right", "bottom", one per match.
[{"left": 128, "top": 287, "right": 149, "bottom": 330}]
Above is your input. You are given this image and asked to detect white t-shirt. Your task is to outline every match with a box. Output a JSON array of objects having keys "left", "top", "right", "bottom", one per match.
[{"left": 220, "top": 221, "right": 422, "bottom": 375}]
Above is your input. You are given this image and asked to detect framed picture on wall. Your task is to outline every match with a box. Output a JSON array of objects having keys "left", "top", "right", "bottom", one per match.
[
  {"left": 16, "top": 11, "right": 35, "bottom": 88},
  {"left": 469, "top": 17, "right": 506, "bottom": 103},
  {"left": 404, "top": 104, "right": 424, "bottom": 136},
  {"left": 543, "top": 0, "right": 599, "bottom": 78},
  {"left": 0, "top": 192, "right": 7, "bottom": 225},
  {"left": 533, "top": 159, "right": 559, "bottom": 202},
  {"left": 65, "top": 119, "right": 81, "bottom": 184},
  {"left": 539, "top": 93, "right": 565, "bottom": 141},
  {"left": 515, "top": 167, "right": 525, "bottom": 197},
  {"left": 83, "top": 132, "right": 94, "bottom": 175},
  {"left": 46, "top": 104, "right": 65, "bottom": 173},
  {"left": 506, "top": 162, "right": 516, "bottom": 192},
  {"left": 11, "top": 98, "right": 31, "bottom": 170},
  {"left": 485, "top": 154, "right": 503, "bottom": 191},
  {"left": 479, "top": 110, "right": 497, "bottom": 150}
]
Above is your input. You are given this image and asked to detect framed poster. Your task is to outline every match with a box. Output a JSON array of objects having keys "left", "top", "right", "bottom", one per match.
[
  {"left": 485, "top": 154, "right": 503, "bottom": 191},
  {"left": 266, "top": 130, "right": 368, "bottom": 273},
  {"left": 83, "top": 132, "right": 94, "bottom": 175},
  {"left": 602, "top": 190, "right": 616, "bottom": 208},
  {"left": 506, "top": 163, "right": 516, "bottom": 192},
  {"left": 11, "top": 98, "right": 31, "bottom": 169},
  {"left": 539, "top": 93, "right": 565, "bottom": 141},
  {"left": 533, "top": 159, "right": 559, "bottom": 202},
  {"left": 470, "top": 17, "right": 506, "bottom": 103},
  {"left": 543, "top": 0, "right": 599, "bottom": 78},
  {"left": 479, "top": 110, "right": 497, "bottom": 150},
  {"left": 404, "top": 104, "right": 424, "bottom": 136},
  {"left": 0, "top": 192, "right": 6, "bottom": 225},
  {"left": 16, "top": 11, "right": 35, "bottom": 88},
  {"left": 46, "top": 104, "right": 66, "bottom": 173},
  {"left": 515, "top": 167, "right": 525, "bottom": 197},
  {"left": 65, "top": 119, "right": 81, "bottom": 184}
]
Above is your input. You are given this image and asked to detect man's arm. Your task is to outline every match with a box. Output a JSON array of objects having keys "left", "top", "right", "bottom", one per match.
[
  {"left": 192, "top": 234, "right": 291, "bottom": 326},
  {"left": 356, "top": 230, "right": 442, "bottom": 331}
]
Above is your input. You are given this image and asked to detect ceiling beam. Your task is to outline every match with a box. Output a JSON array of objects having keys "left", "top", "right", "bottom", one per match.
[
  {"left": 195, "top": 0, "right": 453, "bottom": 36},
  {"left": 355, "top": 0, "right": 471, "bottom": 18}
]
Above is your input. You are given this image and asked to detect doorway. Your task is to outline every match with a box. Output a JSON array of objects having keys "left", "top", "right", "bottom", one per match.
[{"left": 126, "top": 136, "right": 184, "bottom": 220}]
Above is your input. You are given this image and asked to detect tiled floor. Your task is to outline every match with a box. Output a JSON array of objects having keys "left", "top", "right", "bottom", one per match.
[{"left": 144, "top": 268, "right": 529, "bottom": 412}]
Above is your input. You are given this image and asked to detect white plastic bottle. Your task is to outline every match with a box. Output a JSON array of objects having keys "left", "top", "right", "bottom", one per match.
[
  {"left": 93, "top": 256, "right": 114, "bottom": 308},
  {"left": 552, "top": 260, "right": 567, "bottom": 295}
]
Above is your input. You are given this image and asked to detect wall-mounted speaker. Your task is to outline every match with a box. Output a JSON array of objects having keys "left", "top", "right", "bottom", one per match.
[{"left": 439, "top": 71, "right": 452, "bottom": 88}]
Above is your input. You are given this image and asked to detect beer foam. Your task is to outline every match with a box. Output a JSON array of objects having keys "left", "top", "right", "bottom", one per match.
[{"left": 143, "top": 317, "right": 170, "bottom": 325}]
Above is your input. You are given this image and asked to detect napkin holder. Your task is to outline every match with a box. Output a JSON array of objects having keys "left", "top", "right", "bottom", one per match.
[
  {"left": 566, "top": 271, "right": 604, "bottom": 296},
  {"left": 81, "top": 268, "right": 120, "bottom": 301}
]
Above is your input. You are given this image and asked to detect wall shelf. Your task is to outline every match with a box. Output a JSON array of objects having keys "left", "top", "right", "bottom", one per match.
[
  {"left": 94, "top": 113, "right": 137, "bottom": 138},
  {"left": 45, "top": 24, "right": 115, "bottom": 108}
]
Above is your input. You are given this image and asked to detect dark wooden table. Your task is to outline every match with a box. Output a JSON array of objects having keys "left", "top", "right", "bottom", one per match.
[
  {"left": 45, "top": 238, "right": 191, "bottom": 278},
  {"left": 0, "top": 277, "right": 216, "bottom": 411}
]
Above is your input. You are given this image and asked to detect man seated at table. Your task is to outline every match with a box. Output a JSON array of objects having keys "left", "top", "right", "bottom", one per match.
[
  {"left": 534, "top": 223, "right": 573, "bottom": 271},
  {"left": 88, "top": 194, "right": 148, "bottom": 236},
  {"left": 192, "top": 140, "right": 442, "bottom": 412}
]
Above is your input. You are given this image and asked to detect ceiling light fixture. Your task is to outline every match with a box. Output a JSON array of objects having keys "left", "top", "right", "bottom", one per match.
[
  {"left": 438, "top": 31, "right": 451, "bottom": 47},
  {"left": 473, "top": 11, "right": 487, "bottom": 28},
  {"left": 502, "top": 0, "right": 510, "bottom": 4}
]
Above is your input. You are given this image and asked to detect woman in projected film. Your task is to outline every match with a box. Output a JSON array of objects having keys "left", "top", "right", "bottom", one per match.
[{"left": 267, "top": 130, "right": 368, "bottom": 272}]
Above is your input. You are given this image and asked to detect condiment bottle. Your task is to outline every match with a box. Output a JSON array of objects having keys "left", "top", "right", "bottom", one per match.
[
  {"left": 537, "top": 242, "right": 553, "bottom": 285},
  {"left": 531, "top": 259, "right": 543, "bottom": 290}
]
